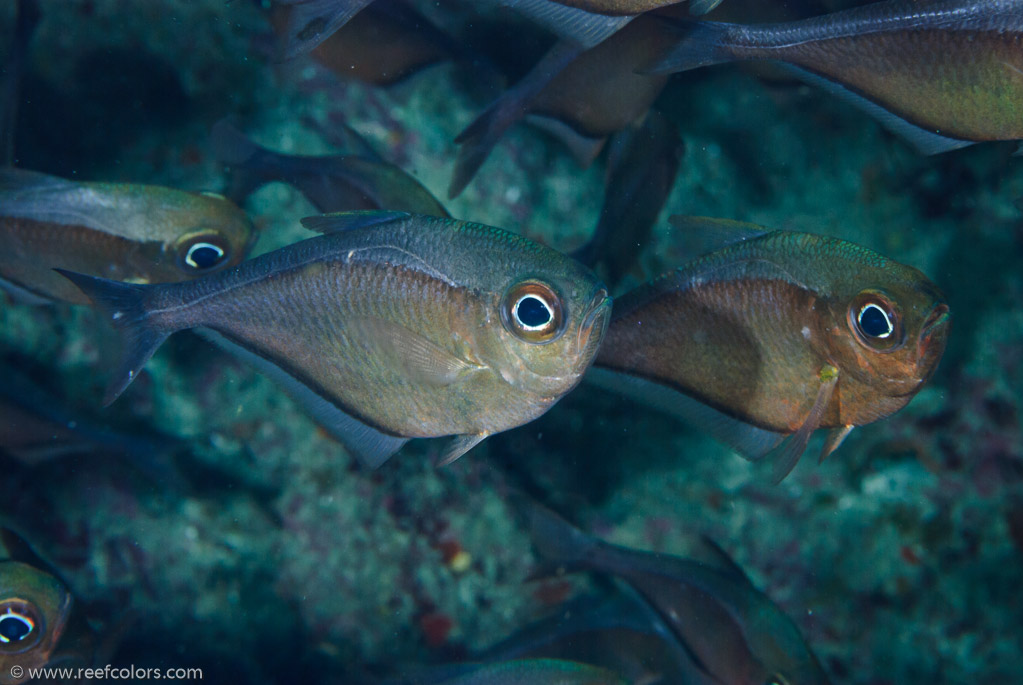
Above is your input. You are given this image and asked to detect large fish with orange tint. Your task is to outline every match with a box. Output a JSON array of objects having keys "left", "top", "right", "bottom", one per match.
[
  {"left": 590, "top": 217, "right": 950, "bottom": 482},
  {"left": 645, "top": 0, "right": 1023, "bottom": 154}
]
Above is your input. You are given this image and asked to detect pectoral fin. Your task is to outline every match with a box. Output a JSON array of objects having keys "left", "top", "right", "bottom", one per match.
[
  {"left": 349, "top": 317, "right": 483, "bottom": 386},
  {"left": 766, "top": 365, "right": 839, "bottom": 484}
]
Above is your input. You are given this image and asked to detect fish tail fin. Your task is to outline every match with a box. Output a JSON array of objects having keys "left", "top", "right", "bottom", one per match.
[
  {"left": 54, "top": 269, "right": 171, "bottom": 406},
  {"left": 449, "top": 41, "right": 582, "bottom": 199},
  {"left": 522, "top": 499, "right": 599, "bottom": 568},
  {"left": 448, "top": 99, "right": 519, "bottom": 199},
  {"left": 639, "top": 18, "right": 738, "bottom": 75},
  {"left": 209, "top": 120, "right": 272, "bottom": 204}
]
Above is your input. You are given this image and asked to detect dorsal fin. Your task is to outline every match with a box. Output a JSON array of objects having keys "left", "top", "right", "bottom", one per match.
[
  {"left": 300, "top": 210, "right": 410, "bottom": 234},
  {"left": 668, "top": 215, "right": 770, "bottom": 256}
]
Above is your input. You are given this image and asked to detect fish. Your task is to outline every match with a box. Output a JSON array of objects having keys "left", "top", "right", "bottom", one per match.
[
  {"left": 0, "top": 528, "right": 74, "bottom": 684},
  {"left": 475, "top": 593, "right": 718, "bottom": 685},
  {"left": 210, "top": 120, "right": 450, "bottom": 217},
  {"left": 289, "top": 0, "right": 487, "bottom": 86},
  {"left": 527, "top": 503, "right": 832, "bottom": 685},
  {"left": 498, "top": 1, "right": 724, "bottom": 48},
  {"left": 0, "top": 168, "right": 257, "bottom": 306},
  {"left": 643, "top": 0, "right": 1023, "bottom": 154},
  {"left": 571, "top": 111, "right": 683, "bottom": 290},
  {"left": 449, "top": 12, "right": 678, "bottom": 198},
  {"left": 396, "top": 658, "right": 630, "bottom": 685},
  {"left": 590, "top": 216, "right": 951, "bottom": 482},
  {"left": 57, "top": 210, "right": 611, "bottom": 469},
  {"left": 0, "top": 357, "right": 187, "bottom": 489}
]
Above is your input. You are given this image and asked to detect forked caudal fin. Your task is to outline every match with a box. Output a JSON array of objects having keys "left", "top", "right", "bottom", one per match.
[{"left": 53, "top": 269, "right": 171, "bottom": 406}]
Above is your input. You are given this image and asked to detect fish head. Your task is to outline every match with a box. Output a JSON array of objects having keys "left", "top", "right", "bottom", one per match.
[
  {"left": 822, "top": 264, "right": 949, "bottom": 401},
  {"left": 485, "top": 266, "right": 611, "bottom": 399},
  {"left": 156, "top": 191, "right": 258, "bottom": 280},
  {"left": 0, "top": 561, "right": 73, "bottom": 682}
]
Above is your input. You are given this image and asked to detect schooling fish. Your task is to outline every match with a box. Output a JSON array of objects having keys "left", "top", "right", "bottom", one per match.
[
  {"left": 0, "top": 168, "right": 256, "bottom": 306},
  {"left": 527, "top": 504, "right": 831, "bottom": 685},
  {"left": 0, "top": 528, "right": 73, "bottom": 684},
  {"left": 498, "top": 1, "right": 724, "bottom": 48},
  {"left": 270, "top": 0, "right": 481, "bottom": 85},
  {"left": 211, "top": 120, "right": 450, "bottom": 217},
  {"left": 475, "top": 593, "right": 717, "bottom": 685},
  {"left": 0, "top": 358, "right": 187, "bottom": 489},
  {"left": 644, "top": 0, "right": 1023, "bottom": 154},
  {"left": 571, "top": 111, "right": 683, "bottom": 290},
  {"left": 450, "top": 13, "right": 677, "bottom": 198},
  {"left": 591, "top": 216, "right": 950, "bottom": 482},
  {"left": 58, "top": 211, "right": 611, "bottom": 469}
]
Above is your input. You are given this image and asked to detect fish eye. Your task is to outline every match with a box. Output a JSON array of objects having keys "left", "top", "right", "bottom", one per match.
[
  {"left": 849, "top": 289, "right": 904, "bottom": 352},
  {"left": 501, "top": 280, "right": 564, "bottom": 344},
  {"left": 0, "top": 599, "right": 43, "bottom": 653},
  {"left": 176, "top": 234, "right": 230, "bottom": 273}
]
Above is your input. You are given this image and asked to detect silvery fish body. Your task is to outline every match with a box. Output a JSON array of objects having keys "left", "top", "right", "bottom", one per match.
[
  {"left": 0, "top": 168, "right": 256, "bottom": 305},
  {"left": 647, "top": 0, "right": 1023, "bottom": 153},
  {"left": 59, "top": 211, "right": 610, "bottom": 468}
]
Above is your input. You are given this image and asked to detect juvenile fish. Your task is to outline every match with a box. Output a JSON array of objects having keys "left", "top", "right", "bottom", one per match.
[
  {"left": 0, "top": 168, "right": 256, "bottom": 305},
  {"left": 527, "top": 503, "right": 831, "bottom": 685},
  {"left": 591, "top": 217, "right": 950, "bottom": 482},
  {"left": 644, "top": 0, "right": 1023, "bottom": 154},
  {"left": 58, "top": 211, "right": 610, "bottom": 469},
  {"left": 211, "top": 120, "right": 449, "bottom": 217}
]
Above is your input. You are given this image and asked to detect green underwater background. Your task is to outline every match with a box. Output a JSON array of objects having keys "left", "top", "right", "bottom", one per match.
[{"left": 1, "top": 1, "right": 1022, "bottom": 683}]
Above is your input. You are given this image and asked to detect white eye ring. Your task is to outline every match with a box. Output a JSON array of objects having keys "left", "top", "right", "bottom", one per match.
[
  {"left": 858, "top": 302, "right": 894, "bottom": 338},
  {"left": 185, "top": 242, "right": 225, "bottom": 269},
  {"left": 0, "top": 607, "right": 35, "bottom": 644},
  {"left": 512, "top": 294, "right": 554, "bottom": 331}
]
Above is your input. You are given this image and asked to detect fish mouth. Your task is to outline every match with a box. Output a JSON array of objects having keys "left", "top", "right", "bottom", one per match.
[
  {"left": 576, "top": 287, "right": 612, "bottom": 361},
  {"left": 917, "top": 302, "right": 950, "bottom": 367}
]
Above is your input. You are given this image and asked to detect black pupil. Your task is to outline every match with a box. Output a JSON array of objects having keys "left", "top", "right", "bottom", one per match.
[
  {"left": 517, "top": 296, "right": 551, "bottom": 328},
  {"left": 0, "top": 614, "right": 31, "bottom": 642},
  {"left": 859, "top": 304, "right": 891, "bottom": 337},
  {"left": 187, "top": 243, "right": 224, "bottom": 269}
]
